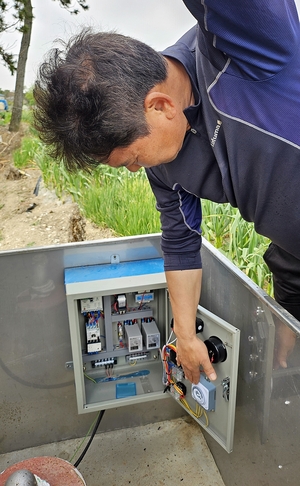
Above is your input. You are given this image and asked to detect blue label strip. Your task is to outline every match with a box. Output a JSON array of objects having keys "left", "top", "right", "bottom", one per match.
[{"left": 65, "top": 258, "right": 164, "bottom": 284}]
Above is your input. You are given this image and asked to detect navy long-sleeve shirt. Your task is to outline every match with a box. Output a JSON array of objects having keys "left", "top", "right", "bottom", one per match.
[{"left": 146, "top": 0, "right": 300, "bottom": 271}]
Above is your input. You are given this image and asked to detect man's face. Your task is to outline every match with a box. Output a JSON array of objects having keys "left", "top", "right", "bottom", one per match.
[{"left": 107, "top": 106, "right": 188, "bottom": 172}]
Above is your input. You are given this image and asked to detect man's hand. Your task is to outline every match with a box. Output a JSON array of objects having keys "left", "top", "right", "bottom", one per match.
[
  {"left": 273, "top": 322, "right": 296, "bottom": 369},
  {"left": 176, "top": 334, "right": 217, "bottom": 384},
  {"left": 165, "top": 268, "right": 216, "bottom": 384}
]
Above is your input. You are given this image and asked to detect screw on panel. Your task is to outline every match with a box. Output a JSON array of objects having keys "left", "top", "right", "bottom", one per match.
[
  {"left": 249, "top": 371, "right": 258, "bottom": 380},
  {"left": 255, "top": 306, "right": 264, "bottom": 316},
  {"left": 111, "top": 254, "right": 120, "bottom": 264}
]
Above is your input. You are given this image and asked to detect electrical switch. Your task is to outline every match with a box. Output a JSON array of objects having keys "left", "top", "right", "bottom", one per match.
[{"left": 204, "top": 336, "right": 227, "bottom": 363}]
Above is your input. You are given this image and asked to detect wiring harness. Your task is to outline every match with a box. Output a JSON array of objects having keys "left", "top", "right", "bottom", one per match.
[{"left": 161, "top": 342, "right": 208, "bottom": 425}]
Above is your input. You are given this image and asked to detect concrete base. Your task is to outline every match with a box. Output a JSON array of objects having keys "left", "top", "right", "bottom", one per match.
[{"left": 0, "top": 418, "right": 225, "bottom": 486}]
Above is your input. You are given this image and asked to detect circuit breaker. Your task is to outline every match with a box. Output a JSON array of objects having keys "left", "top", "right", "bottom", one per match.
[{"left": 65, "top": 257, "right": 240, "bottom": 453}]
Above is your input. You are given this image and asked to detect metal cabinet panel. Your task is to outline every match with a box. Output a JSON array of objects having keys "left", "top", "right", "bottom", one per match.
[{"left": 65, "top": 256, "right": 240, "bottom": 452}]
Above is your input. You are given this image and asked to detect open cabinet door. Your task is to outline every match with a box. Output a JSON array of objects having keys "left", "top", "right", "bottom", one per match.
[
  {"left": 164, "top": 305, "right": 240, "bottom": 453},
  {"left": 65, "top": 257, "right": 240, "bottom": 454}
]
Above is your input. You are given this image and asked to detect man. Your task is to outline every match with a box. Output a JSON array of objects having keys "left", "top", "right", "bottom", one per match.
[{"left": 34, "top": 0, "right": 300, "bottom": 384}]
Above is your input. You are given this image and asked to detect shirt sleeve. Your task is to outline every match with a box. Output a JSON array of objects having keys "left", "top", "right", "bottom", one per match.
[
  {"left": 183, "top": 0, "right": 300, "bottom": 78},
  {"left": 146, "top": 167, "right": 202, "bottom": 271}
]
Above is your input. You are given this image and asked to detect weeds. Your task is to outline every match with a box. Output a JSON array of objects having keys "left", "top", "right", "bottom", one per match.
[
  {"left": 37, "top": 156, "right": 161, "bottom": 236},
  {"left": 13, "top": 136, "right": 42, "bottom": 169},
  {"left": 0, "top": 111, "right": 11, "bottom": 126},
  {"left": 0, "top": 109, "right": 30, "bottom": 127},
  {"left": 201, "top": 200, "right": 272, "bottom": 293}
]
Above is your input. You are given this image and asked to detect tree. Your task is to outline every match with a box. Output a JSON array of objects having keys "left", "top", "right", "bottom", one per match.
[
  {"left": 0, "top": 1, "right": 18, "bottom": 74},
  {"left": 0, "top": 0, "right": 89, "bottom": 132},
  {"left": 8, "top": 0, "right": 33, "bottom": 131}
]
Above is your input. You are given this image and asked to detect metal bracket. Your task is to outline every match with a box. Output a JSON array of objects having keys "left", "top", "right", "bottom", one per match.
[
  {"left": 111, "top": 254, "right": 120, "bottom": 264},
  {"left": 65, "top": 361, "right": 73, "bottom": 370},
  {"left": 247, "top": 306, "right": 267, "bottom": 382},
  {"left": 222, "top": 377, "right": 230, "bottom": 401}
]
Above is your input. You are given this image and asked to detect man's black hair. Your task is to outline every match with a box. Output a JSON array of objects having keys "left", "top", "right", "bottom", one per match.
[{"left": 33, "top": 29, "right": 168, "bottom": 171}]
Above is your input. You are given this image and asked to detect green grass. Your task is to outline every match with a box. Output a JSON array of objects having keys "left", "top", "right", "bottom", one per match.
[
  {"left": 201, "top": 200, "right": 272, "bottom": 293},
  {"left": 0, "top": 108, "right": 32, "bottom": 127},
  {"left": 21, "top": 109, "right": 33, "bottom": 124},
  {"left": 13, "top": 135, "right": 43, "bottom": 169},
  {"left": 34, "top": 145, "right": 161, "bottom": 236},
  {"left": 0, "top": 111, "right": 11, "bottom": 126},
  {"left": 81, "top": 167, "right": 160, "bottom": 235},
  {"left": 12, "top": 129, "right": 273, "bottom": 294}
]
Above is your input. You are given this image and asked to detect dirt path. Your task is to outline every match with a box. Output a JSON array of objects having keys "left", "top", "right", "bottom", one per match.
[{"left": 0, "top": 125, "right": 114, "bottom": 251}]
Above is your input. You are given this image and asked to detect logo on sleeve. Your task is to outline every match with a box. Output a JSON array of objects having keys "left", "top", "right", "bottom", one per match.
[{"left": 210, "top": 120, "right": 222, "bottom": 147}]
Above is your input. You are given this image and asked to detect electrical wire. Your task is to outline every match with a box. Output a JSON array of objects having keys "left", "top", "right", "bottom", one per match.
[
  {"left": 161, "top": 343, "right": 209, "bottom": 426},
  {"left": 180, "top": 398, "right": 209, "bottom": 425},
  {"left": 84, "top": 372, "right": 97, "bottom": 384},
  {"left": 138, "top": 291, "right": 146, "bottom": 310},
  {"left": 73, "top": 409, "right": 106, "bottom": 468},
  {"left": 166, "top": 329, "right": 175, "bottom": 345},
  {"left": 69, "top": 413, "right": 100, "bottom": 464}
]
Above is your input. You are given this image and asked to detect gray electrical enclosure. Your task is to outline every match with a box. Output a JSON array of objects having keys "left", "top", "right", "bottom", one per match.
[{"left": 65, "top": 256, "right": 240, "bottom": 452}]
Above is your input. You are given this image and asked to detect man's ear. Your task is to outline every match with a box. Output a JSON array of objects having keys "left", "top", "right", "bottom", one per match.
[{"left": 144, "top": 91, "right": 176, "bottom": 120}]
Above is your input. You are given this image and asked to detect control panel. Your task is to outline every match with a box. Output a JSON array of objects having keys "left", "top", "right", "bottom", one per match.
[
  {"left": 163, "top": 305, "right": 240, "bottom": 452},
  {"left": 65, "top": 257, "right": 240, "bottom": 453}
]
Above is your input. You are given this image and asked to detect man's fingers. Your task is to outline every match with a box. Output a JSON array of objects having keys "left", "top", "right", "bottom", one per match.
[
  {"left": 185, "top": 367, "right": 200, "bottom": 385},
  {"left": 278, "top": 359, "right": 288, "bottom": 369},
  {"left": 203, "top": 364, "right": 217, "bottom": 382},
  {"left": 184, "top": 366, "right": 216, "bottom": 384},
  {"left": 176, "top": 336, "right": 217, "bottom": 384},
  {"left": 182, "top": 361, "right": 217, "bottom": 384},
  {"left": 201, "top": 353, "right": 217, "bottom": 381}
]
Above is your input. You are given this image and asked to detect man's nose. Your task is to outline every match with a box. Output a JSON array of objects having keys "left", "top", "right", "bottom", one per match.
[{"left": 126, "top": 164, "right": 142, "bottom": 173}]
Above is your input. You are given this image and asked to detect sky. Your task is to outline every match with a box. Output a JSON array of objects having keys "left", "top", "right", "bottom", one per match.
[
  {"left": 1, "top": 0, "right": 300, "bottom": 92},
  {"left": 0, "top": 0, "right": 195, "bottom": 91}
]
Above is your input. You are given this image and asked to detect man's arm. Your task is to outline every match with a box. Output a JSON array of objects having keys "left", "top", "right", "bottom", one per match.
[
  {"left": 183, "top": 0, "right": 299, "bottom": 78},
  {"left": 145, "top": 168, "right": 215, "bottom": 384},
  {"left": 165, "top": 268, "right": 217, "bottom": 384}
]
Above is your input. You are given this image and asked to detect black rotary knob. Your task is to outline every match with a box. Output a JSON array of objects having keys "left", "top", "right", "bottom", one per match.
[{"left": 204, "top": 336, "right": 227, "bottom": 363}]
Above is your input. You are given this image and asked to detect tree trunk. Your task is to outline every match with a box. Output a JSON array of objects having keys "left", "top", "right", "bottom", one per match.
[{"left": 9, "top": 0, "right": 33, "bottom": 132}]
